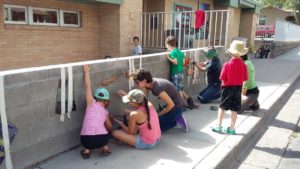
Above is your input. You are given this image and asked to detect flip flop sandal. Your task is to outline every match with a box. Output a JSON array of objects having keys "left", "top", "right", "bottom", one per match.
[
  {"left": 101, "top": 148, "right": 111, "bottom": 156},
  {"left": 210, "top": 106, "right": 219, "bottom": 111},
  {"left": 80, "top": 150, "right": 91, "bottom": 159}
]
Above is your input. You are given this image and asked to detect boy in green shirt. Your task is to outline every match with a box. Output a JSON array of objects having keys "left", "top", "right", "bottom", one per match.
[{"left": 165, "top": 36, "right": 196, "bottom": 109}]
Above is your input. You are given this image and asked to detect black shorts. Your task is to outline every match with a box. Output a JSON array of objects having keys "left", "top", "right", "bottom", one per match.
[
  {"left": 80, "top": 134, "right": 109, "bottom": 150},
  {"left": 220, "top": 86, "right": 242, "bottom": 112}
]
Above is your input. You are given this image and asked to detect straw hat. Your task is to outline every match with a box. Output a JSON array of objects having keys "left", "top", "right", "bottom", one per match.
[{"left": 227, "top": 40, "right": 248, "bottom": 57}]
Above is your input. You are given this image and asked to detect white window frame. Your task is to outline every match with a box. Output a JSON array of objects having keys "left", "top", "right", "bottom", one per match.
[
  {"left": 29, "top": 7, "right": 59, "bottom": 26},
  {"left": 60, "top": 10, "right": 80, "bottom": 27},
  {"left": 3, "top": 4, "right": 28, "bottom": 24}
]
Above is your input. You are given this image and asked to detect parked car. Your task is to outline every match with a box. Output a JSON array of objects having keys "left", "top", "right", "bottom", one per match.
[{"left": 256, "top": 25, "right": 275, "bottom": 37}]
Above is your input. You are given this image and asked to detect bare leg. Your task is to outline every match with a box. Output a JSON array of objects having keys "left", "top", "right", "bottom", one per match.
[
  {"left": 82, "top": 148, "right": 90, "bottom": 154},
  {"left": 182, "top": 91, "right": 189, "bottom": 100},
  {"left": 179, "top": 91, "right": 185, "bottom": 102},
  {"left": 101, "top": 145, "right": 111, "bottom": 155},
  {"left": 217, "top": 108, "right": 225, "bottom": 127},
  {"left": 112, "top": 130, "right": 136, "bottom": 147},
  {"left": 230, "top": 111, "right": 237, "bottom": 130}
]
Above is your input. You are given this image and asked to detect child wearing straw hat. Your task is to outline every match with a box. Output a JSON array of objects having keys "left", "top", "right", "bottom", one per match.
[{"left": 212, "top": 40, "right": 248, "bottom": 135}]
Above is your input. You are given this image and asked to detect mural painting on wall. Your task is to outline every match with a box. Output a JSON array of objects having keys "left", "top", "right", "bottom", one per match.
[
  {"left": 197, "top": 2, "right": 210, "bottom": 40},
  {"left": 174, "top": 3, "right": 192, "bottom": 29}
]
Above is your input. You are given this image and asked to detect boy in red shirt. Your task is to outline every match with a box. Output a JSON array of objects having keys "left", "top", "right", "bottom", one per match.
[{"left": 212, "top": 40, "right": 248, "bottom": 135}]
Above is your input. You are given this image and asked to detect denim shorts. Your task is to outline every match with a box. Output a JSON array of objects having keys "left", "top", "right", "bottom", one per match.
[
  {"left": 171, "top": 72, "right": 184, "bottom": 91},
  {"left": 135, "top": 135, "right": 160, "bottom": 150}
]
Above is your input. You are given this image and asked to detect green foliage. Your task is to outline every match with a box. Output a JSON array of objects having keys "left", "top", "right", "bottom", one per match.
[
  {"left": 258, "top": 0, "right": 300, "bottom": 24},
  {"left": 259, "top": 0, "right": 297, "bottom": 10}
]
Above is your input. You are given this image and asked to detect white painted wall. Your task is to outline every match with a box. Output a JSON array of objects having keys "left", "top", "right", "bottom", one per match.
[{"left": 274, "top": 19, "right": 300, "bottom": 42}]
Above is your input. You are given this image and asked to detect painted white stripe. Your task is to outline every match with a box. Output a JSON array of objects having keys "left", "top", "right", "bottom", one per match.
[
  {"left": 131, "top": 58, "right": 135, "bottom": 88},
  {"left": 0, "top": 48, "right": 217, "bottom": 76},
  {"left": 67, "top": 66, "right": 73, "bottom": 118},
  {"left": 60, "top": 68, "right": 66, "bottom": 122},
  {"left": 128, "top": 59, "right": 132, "bottom": 90},
  {"left": 0, "top": 76, "right": 13, "bottom": 169}
]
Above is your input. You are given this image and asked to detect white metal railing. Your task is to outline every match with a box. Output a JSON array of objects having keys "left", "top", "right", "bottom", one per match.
[
  {"left": 274, "top": 19, "right": 300, "bottom": 42},
  {"left": 0, "top": 47, "right": 212, "bottom": 169},
  {"left": 141, "top": 10, "right": 230, "bottom": 49}
]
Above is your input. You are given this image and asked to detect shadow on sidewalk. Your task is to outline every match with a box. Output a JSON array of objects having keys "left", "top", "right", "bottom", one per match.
[{"left": 254, "top": 146, "right": 300, "bottom": 159}]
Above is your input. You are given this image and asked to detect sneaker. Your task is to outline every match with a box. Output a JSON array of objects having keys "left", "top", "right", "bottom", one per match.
[
  {"left": 187, "top": 97, "right": 195, "bottom": 110},
  {"left": 211, "top": 125, "right": 222, "bottom": 133},
  {"left": 176, "top": 115, "right": 189, "bottom": 132},
  {"left": 223, "top": 127, "right": 236, "bottom": 135},
  {"left": 250, "top": 102, "right": 260, "bottom": 111}
]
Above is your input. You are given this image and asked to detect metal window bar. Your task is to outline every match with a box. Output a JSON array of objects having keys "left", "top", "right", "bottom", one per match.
[
  {"left": 143, "top": 14, "right": 146, "bottom": 47},
  {"left": 148, "top": 14, "right": 150, "bottom": 47},
  {"left": 208, "top": 11, "right": 213, "bottom": 46},
  {"left": 174, "top": 13, "right": 177, "bottom": 46},
  {"left": 141, "top": 14, "right": 143, "bottom": 47},
  {"left": 156, "top": 13, "right": 159, "bottom": 48},
  {"left": 219, "top": 11, "right": 224, "bottom": 46},
  {"left": 160, "top": 13, "right": 163, "bottom": 47},
  {"left": 178, "top": 13, "right": 182, "bottom": 49},
  {"left": 203, "top": 11, "right": 207, "bottom": 48},
  {"left": 188, "top": 12, "right": 191, "bottom": 49},
  {"left": 152, "top": 13, "right": 155, "bottom": 47},
  {"left": 225, "top": 11, "right": 230, "bottom": 48},
  {"left": 183, "top": 12, "right": 187, "bottom": 49},
  {"left": 193, "top": 13, "right": 196, "bottom": 48},
  {"left": 165, "top": 13, "right": 168, "bottom": 48},
  {"left": 198, "top": 13, "right": 201, "bottom": 48},
  {"left": 214, "top": 11, "right": 218, "bottom": 47}
]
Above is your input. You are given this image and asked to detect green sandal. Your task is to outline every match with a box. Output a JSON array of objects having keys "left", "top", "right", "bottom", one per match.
[
  {"left": 223, "top": 127, "right": 236, "bottom": 135},
  {"left": 211, "top": 126, "right": 223, "bottom": 133}
]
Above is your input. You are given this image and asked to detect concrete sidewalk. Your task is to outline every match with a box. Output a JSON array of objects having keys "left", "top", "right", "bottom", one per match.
[
  {"left": 35, "top": 47, "right": 300, "bottom": 169},
  {"left": 238, "top": 79, "right": 300, "bottom": 169}
]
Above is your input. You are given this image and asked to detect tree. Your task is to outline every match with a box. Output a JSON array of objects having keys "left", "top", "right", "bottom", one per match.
[
  {"left": 259, "top": 0, "right": 300, "bottom": 24},
  {"left": 285, "top": 15, "right": 296, "bottom": 23}
]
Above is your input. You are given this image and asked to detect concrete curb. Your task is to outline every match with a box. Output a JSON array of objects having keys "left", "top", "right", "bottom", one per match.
[{"left": 194, "top": 71, "right": 300, "bottom": 169}]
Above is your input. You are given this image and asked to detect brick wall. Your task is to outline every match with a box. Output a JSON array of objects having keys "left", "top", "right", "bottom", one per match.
[
  {"left": 0, "top": 0, "right": 145, "bottom": 69},
  {"left": 99, "top": 3, "right": 121, "bottom": 58},
  {"left": 144, "top": 0, "right": 165, "bottom": 12},
  {"left": 0, "top": 0, "right": 102, "bottom": 70},
  {"left": 119, "top": 0, "right": 143, "bottom": 56},
  {"left": 227, "top": 7, "right": 241, "bottom": 47},
  {"left": 240, "top": 11, "right": 258, "bottom": 52}
]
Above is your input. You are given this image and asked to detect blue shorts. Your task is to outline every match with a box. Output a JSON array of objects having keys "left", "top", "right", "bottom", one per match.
[
  {"left": 135, "top": 135, "right": 160, "bottom": 150},
  {"left": 171, "top": 72, "right": 184, "bottom": 91}
]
